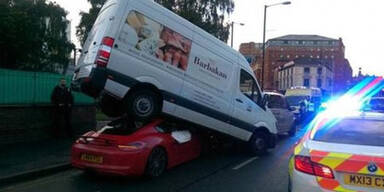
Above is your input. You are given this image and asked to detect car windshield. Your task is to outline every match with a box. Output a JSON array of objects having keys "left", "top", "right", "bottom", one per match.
[
  {"left": 286, "top": 96, "right": 307, "bottom": 106},
  {"left": 101, "top": 118, "right": 146, "bottom": 135},
  {"left": 313, "top": 118, "right": 384, "bottom": 146}
]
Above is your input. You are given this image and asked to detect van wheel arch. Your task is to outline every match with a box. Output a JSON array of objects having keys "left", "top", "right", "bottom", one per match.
[{"left": 124, "top": 83, "right": 163, "bottom": 120}]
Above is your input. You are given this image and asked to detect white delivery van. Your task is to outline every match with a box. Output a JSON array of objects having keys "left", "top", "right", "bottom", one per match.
[{"left": 72, "top": 0, "right": 277, "bottom": 154}]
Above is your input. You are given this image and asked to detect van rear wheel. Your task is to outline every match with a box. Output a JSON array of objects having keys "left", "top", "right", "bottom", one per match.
[{"left": 127, "top": 89, "right": 161, "bottom": 121}]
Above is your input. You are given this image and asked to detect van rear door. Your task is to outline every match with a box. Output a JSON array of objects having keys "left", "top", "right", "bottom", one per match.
[{"left": 76, "top": 1, "right": 119, "bottom": 78}]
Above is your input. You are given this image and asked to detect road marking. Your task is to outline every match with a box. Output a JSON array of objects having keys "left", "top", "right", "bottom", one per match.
[{"left": 232, "top": 157, "right": 259, "bottom": 170}]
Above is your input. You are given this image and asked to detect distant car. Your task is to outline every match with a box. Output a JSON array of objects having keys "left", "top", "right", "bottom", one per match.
[
  {"left": 367, "top": 97, "right": 384, "bottom": 112},
  {"left": 289, "top": 112, "right": 384, "bottom": 192},
  {"left": 265, "top": 92, "right": 296, "bottom": 136},
  {"left": 71, "top": 118, "right": 201, "bottom": 177}
]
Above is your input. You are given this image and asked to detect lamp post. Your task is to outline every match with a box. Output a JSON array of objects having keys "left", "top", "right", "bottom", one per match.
[
  {"left": 261, "top": 1, "right": 291, "bottom": 90},
  {"left": 230, "top": 21, "right": 245, "bottom": 48}
]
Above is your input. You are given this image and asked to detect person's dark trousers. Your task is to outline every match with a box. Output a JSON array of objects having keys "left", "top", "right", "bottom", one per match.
[
  {"left": 64, "top": 108, "right": 74, "bottom": 137},
  {"left": 53, "top": 106, "right": 73, "bottom": 138}
]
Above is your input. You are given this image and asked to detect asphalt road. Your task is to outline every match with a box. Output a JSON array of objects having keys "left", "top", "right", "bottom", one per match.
[{"left": 1, "top": 127, "right": 306, "bottom": 192}]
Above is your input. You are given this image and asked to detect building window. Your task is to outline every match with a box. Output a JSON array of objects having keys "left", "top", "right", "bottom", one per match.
[
  {"left": 317, "top": 67, "right": 323, "bottom": 75},
  {"left": 304, "top": 67, "right": 310, "bottom": 74},
  {"left": 317, "top": 79, "right": 322, "bottom": 88},
  {"left": 304, "top": 78, "right": 310, "bottom": 87}
]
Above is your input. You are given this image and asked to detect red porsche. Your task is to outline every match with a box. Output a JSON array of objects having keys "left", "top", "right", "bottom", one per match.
[{"left": 71, "top": 118, "right": 201, "bottom": 177}]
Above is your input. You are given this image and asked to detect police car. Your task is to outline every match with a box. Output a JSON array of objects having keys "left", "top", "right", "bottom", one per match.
[{"left": 289, "top": 111, "right": 384, "bottom": 192}]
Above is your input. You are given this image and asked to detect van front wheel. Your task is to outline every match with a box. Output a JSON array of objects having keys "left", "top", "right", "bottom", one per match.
[
  {"left": 127, "top": 90, "right": 161, "bottom": 121},
  {"left": 249, "top": 131, "right": 268, "bottom": 156}
]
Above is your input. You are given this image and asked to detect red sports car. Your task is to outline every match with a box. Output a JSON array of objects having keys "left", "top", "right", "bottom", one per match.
[{"left": 71, "top": 118, "right": 201, "bottom": 177}]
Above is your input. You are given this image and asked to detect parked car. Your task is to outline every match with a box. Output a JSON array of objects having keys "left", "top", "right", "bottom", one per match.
[
  {"left": 289, "top": 111, "right": 384, "bottom": 192},
  {"left": 72, "top": 0, "right": 277, "bottom": 154},
  {"left": 71, "top": 118, "right": 201, "bottom": 177},
  {"left": 285, "top": 87, "right": 322, "bottom": 121},
  {"left": 366, "top": 97, "right": 384, "bottom": 112},
  {"left": 265, "top": 92, "right": 296, "bottom": 136}
]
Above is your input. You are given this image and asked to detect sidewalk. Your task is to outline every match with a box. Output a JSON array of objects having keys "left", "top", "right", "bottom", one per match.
[
  {"left": 0, "top": 138, "right": 74, "bottom": 185},
  {"left": 0, "top": 121, "right": 110, "bottom": 185}
]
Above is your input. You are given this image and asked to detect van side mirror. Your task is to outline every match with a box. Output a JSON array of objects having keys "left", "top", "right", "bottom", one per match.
[{"left": 260, "top": 94, "right": 269, "bottom": 109}]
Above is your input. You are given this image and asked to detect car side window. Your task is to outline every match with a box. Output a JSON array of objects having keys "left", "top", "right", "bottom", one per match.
[{"left": 240, "top": 69, "right": 261, "bottom": 104}]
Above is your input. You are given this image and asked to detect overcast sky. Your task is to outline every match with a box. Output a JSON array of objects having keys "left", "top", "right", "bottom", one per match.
[{"left": 54, "top": 0, "right": 384, "bottom": 76}]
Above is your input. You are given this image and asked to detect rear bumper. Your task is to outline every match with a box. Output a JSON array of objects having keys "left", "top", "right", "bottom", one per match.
[
  {"left": 71, "top": 143, "right": 148, "bottom": 176},
  {"left": 71, "top": 67, "right": 108, "bottom": 98},
  {"left": 290, "top": 169, "right": 327, "bottom": 192}
]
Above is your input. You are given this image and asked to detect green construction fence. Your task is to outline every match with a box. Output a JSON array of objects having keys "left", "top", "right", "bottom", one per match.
[{"left": 0, "top": 69, "right": 95, "bottom": 106}]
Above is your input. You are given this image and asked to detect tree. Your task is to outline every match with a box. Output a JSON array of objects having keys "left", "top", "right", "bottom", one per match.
[
  {"left": 0, "top": 0, "right": 74, "bottom": 73},
  {"left": 76, "top": 0, "right": 106, "bottom": 45},
  {"left": 76, "top": 0, "right": 234, "bottom": 45},
  {"left": 154, "top": 0, "right": 235, "bottom": 42}
]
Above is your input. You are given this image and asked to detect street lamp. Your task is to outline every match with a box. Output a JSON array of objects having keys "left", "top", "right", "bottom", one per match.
[
  {"left": 261, "top": 1, "right": 291, "bottom": 90},
  {"left": 230, "top": 21, "right": 245, "bottom": 48}
]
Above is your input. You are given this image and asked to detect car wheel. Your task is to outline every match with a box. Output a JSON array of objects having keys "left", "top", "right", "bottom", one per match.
[
  {"left": 99, "top": 94, "right": 123, "bottom": 117},
  {"left": 288, "top": 124, "right": 296, "bottom": 137},
  {"left": 145, "top": 147, "right": 167, "bottom": 177},
  {"left": 127, "top": 89, "right": 161, "bottom": 121},
  {"left": 249, "top": 131, "right": 268, "bottom": 155}
]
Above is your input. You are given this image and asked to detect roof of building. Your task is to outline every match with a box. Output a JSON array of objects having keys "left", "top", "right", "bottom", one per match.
[{"left": 270, "top": 35, "right": 338, "bottom": 41}]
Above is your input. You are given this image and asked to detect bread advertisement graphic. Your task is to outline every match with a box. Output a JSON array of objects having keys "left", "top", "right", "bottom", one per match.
[{"left": 126, "top": 11, "right": 192, "bottom": 71}]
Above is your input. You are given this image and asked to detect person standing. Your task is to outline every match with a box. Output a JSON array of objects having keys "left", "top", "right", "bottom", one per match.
[{"left": 51, "top": 78, "right": 74, "bottom": 137}]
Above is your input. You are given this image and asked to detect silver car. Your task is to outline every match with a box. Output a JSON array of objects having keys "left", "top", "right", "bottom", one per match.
[{"left": 265, "top": 92, "right": 296, "bottom": 136}]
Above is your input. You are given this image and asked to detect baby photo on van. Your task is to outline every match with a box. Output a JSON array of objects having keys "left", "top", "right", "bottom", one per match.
[{"left": 126, "top": 11, "right": 192, "bottom": 71}]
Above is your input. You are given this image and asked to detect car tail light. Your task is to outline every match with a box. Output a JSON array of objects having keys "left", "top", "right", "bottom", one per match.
[
  {"left": 294, "top": 155, "right": 334, "bottom": 179},
  {"left": 118, "top": 142, "right": 146, "bottom": 151},
  {"left": 95, "top": 37, "right": 114, "bottom": 67}
]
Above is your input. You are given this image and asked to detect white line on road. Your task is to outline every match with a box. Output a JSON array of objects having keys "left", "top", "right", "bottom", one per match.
[{"left": 232, "top": 157, "right": 259, "bottom": 170}]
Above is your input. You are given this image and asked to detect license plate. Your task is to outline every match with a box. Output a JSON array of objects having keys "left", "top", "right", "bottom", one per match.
[
  {"left": 80, "top": 154, "right": 103, "bottom": 164},
  {"left": 344, "top": 173, "right": 384, "bottom": 189}
]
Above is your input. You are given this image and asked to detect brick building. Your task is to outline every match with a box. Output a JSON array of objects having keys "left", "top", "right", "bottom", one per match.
[
  {"left": 277, "top": 58, "right": 334, "bottom": 93},
  {"left": 239, "top": 35, "right": 353, "bottom": 93},
  {"left": 238, "top": 42, "right": 263, "bottom": 80}
]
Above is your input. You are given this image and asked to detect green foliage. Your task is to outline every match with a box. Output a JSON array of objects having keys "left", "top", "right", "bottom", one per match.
[
  {"left": 0, "top": 0, "right": 74, "bottom": 73},
  {"left": 76, "top": 0, "right": 106, "bottom": 45},
  {"left": 155, "top": 0, "right": 235, "bottom": 42},
  {"left": 76, "top": 0, "right": 234, "bottom": 45}
]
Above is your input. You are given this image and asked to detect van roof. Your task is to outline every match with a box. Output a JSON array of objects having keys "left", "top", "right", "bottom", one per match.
[{"left": 142, "top": 0, "right": 251, "bottom": 70}]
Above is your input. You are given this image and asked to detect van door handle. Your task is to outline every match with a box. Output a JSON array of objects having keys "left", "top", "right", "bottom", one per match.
[
  {"left": 246, "top": 106, "right": 252, "bottom": 112},
  {"left": 236, "top": 98, "right": 243, "bottom": 103}
]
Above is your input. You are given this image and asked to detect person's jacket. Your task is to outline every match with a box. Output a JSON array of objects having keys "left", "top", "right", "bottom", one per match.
[{"left": 51, "top": 86, "right": 74, "bottom": 107}]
